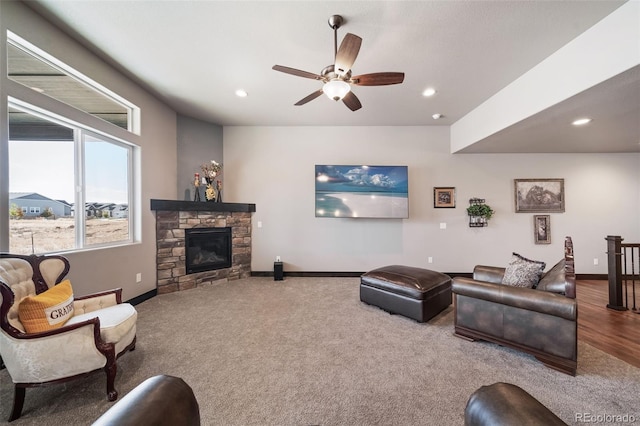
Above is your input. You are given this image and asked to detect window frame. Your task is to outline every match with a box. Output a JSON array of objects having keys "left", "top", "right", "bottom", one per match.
[
  {"left": 8, "top": 99, "right": 137, "bottom": 253},
  {"left": 7, "top": 31, "right": 139, "bottom": 134},
  {"left": 4, "top": 31, "right": 141, "bottom": 255}
]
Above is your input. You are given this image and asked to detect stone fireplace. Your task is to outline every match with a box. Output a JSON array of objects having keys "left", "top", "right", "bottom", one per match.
[{"left": 151, "top": 200, "right": 255, "bottom": 294}]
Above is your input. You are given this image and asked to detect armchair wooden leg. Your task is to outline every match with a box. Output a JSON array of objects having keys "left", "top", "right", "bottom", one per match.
[
  {"left": 8, "top": 386, "right": 25, "bottom": 422},
  {"left": 103, "top": 348, "right": 118, "bottom": 401}
]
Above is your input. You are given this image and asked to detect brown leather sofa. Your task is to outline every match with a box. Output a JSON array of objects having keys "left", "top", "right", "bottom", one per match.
[
  {"left": 92, "top": 375, "right": 200, "bottom": 426},
  {"left": 451, "top": 236, "right": 577, "bottom": 375},
  {"left": 464, "top": 382, "right": 567, "bottom": 425}
]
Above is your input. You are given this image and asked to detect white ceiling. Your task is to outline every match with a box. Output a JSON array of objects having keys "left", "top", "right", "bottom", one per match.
[{"left": 25, "top": 0, "right": 639, "bottom": 153}]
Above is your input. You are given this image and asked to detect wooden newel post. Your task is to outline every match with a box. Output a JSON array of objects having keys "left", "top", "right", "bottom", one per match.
[{"left": 606, "top": 235, "right": 627, "bottom": 311}]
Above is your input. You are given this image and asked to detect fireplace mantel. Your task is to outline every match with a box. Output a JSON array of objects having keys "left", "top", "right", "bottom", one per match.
[{"left": 151, "top": 199, "right": 256, "bottom": 213}]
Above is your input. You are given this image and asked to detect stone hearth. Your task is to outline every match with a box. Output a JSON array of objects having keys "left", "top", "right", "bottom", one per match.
[{"left": 151, "top": 200, "right": 256, "bottom": 294}]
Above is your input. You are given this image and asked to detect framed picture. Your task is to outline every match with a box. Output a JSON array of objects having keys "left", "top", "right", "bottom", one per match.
[
  {"left": 514, "top": 178, "right": 565, "bottom": 213},
  {"left": 434, "top": 187, "right": 455, "bottom": 208},
  {"left": 533, "top": 215, "right": 551, "bottom": 244}
]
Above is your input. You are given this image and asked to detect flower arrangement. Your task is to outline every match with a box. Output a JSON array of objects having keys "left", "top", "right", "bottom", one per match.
[
  {"left": 198, "top": 160, "right": 223, "bottom": 202},
  {"left": 201, "top": 160, "right": 222, "bottom": 181}
]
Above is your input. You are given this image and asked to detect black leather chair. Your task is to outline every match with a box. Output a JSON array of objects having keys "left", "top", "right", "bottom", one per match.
[
  {"left": 465, "top": 382, "right": 567, "bottom": 425},
  {"left": 92, "top": 375, "right": 200, "bottom": 426}
]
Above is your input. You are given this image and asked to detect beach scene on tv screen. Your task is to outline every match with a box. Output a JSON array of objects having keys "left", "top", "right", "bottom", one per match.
[{"left": 315, "top": 165, "right": 409, "bottom": 218}]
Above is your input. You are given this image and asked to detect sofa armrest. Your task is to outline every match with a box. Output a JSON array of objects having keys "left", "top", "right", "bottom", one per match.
[
  {"left": 465, "top": 382, "right": 567, "bottom": 426},
  {"left": 74, "top": 288, "right": 123, "bottom": 315},
  {"left": 472, "top": 266, "right": 505, "bottom": 284},
  {"left": 452, "top": 277, "right": 577, "bottom": 321},
  {"left": 92, "top": 375, "right": 200, "bottom": 426}
]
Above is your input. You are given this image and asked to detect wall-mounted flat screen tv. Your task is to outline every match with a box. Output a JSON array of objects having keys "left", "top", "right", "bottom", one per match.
[{"left": 315, "top": 165, "right": 409, "bottom": 219}]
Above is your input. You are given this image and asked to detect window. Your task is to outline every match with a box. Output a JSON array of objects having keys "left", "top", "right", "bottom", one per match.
[
  {"left": 5, "top": 32, "right": 139, "bottom": 255},
  {"left": 8, "top": 103, "right": 134, "bottom": 254},
  {"left": 83, "top": 133, "right": 131, "bottom": 246},
  {"left": 7, "top": 31, "right": 138, "bottom": 133}
]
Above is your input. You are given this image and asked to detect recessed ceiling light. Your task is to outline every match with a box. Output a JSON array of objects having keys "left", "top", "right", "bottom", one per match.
[
  {"left": 572, "top": 118, "right": 592, "bottom": 126},
  {"left": 432, "top": 113, "right": 444, "bottom": 120},
  {"left": 235, "top": 89, "right": 248, "bottom": 98},
  {"left": 422, "top": 88, "right": 437, "bottom": 97}
]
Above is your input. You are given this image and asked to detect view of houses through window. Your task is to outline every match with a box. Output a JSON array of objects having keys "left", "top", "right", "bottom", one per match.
[{"left": 8, "top": 105, "right": 132, "bottom": 254}]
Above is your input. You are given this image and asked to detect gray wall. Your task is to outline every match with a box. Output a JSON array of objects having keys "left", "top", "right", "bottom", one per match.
[
  {"left": 1, "top": 1, "right": 177, "bottom": 300},
  {"left": 177, "top": 114, "right": 223, "bottom": 200},
  {"left": 223, "top": 126, "right": 640, "bottom": 275}
]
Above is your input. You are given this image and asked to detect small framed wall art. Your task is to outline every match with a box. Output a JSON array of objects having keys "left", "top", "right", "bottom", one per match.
[
  {"left": 514, "top": 178, "right": 565, "bottom": 213},
  {"left": 533, "top": 215, "right": 551, "bottom": 244},
  {"left": 434, "top": 187, "right": 456, "bottom": 208}
]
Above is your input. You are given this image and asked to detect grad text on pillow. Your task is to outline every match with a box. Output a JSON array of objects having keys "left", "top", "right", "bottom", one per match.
[{"left": 18, "top": 279, "right": 74, "bottom": 333}]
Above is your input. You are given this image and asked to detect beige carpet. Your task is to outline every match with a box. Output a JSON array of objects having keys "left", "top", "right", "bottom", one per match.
[{"left": 1, "top": 277, "right": 639, "bottom": 425}]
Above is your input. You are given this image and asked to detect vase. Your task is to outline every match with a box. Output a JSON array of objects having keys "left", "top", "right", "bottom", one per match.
[{"left": 205, "top": 179, "right": 216, "bottom": 202}]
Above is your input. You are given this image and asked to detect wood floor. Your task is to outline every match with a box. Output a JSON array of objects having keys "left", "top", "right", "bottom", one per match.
[{"left": 576, "top": 279, "right": 640, "bottom": 368}]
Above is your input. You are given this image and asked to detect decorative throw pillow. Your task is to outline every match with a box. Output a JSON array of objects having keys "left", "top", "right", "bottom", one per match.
[
  {"left": 18, "top": 279, "right": 74, "bottom": 333},
  {"left": 501, "top": 253, "right": 546, "bottom": 288}
]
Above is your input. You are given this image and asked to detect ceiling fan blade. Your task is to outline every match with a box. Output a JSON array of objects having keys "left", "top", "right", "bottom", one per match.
[
  {"left": 352, "top": 72, "right": 405, "bottom": 86},
  {"left": 272, "top": 65, "right": 322, "bottom": 80},
  {"left": 342, "top": 91, "right": 362, "bottom": 111},
  {"left": 295, "top": 89, "right": 324, "bottom": 106},
  {"left": 334, "top": 33, "right": 362, "bottom": 76}
]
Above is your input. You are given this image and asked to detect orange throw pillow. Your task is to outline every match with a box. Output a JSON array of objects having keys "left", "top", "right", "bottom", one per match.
[{"left": 18, "top": 280, "right": 74, "bottom": 333}]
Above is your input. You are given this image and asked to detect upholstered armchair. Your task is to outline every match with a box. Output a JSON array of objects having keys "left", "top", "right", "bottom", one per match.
[
  {"left": 0, "top": 253, "right": 137, "bottom": 421},
  {"left": 451, "top": 236, "right": 577, "bottom": 375}
]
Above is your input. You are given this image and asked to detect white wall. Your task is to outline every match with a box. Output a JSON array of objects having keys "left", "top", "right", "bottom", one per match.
[
  {"left": 1, "top": 1, "right": 178, "bottom": 300},
  {"left": 224, "top": 126, "right": 640, "bottom": 275}
]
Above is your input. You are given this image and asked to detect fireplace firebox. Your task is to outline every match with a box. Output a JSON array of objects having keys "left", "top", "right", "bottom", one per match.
[{"left": 185, "top": 227, "right": 232, "bottom": 274}]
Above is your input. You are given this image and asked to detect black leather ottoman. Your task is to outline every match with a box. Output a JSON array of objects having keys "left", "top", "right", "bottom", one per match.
[{"left": 360, "top": 265, "right": 452, "bottom": 323}]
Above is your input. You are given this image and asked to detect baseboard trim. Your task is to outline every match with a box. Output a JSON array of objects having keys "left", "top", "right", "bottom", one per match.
[
  {"left": 251, "top": 271, "right": 605, "bottom": 280},
  {"left": 126, "top": 289, "right": 157, "bottom": 305},
  {"left": 252, "top": 271, "right": 364, "bottom": 278},
  {"left": 447, "top": 272, "right": 473, "bottom": 278},
  {"left": 251, "top": 271, "right": 473, "bottom": 278},
  {"left": 576, "top": 274, "right": 607, "bottom": 280}
]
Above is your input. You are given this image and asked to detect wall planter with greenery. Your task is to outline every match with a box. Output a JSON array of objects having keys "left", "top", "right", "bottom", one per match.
[{"left": 467, "top": 198, "right": 494, "bottom": 227}]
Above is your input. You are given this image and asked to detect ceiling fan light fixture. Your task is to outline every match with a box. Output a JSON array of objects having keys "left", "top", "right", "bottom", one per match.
[{"left": 323, "top": 79, "right": 351, "bottom": 101}]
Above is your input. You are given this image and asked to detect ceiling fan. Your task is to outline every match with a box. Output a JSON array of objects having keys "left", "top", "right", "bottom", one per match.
[{"left": 272, "top": 15, "right": 404, "bottom": 111}]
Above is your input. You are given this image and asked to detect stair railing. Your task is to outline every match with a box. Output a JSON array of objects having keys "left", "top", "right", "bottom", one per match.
[{"left": 606, "top": 235, "right": 640, "bottom": 313}]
